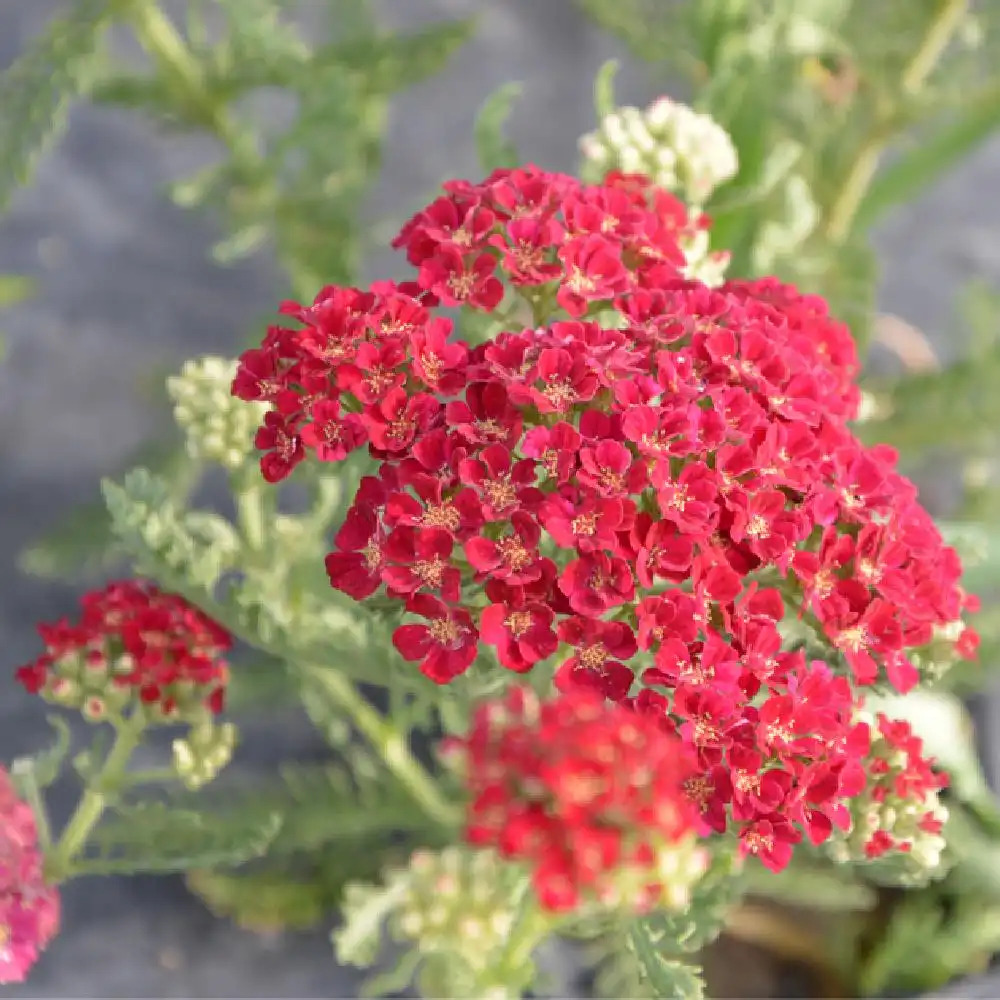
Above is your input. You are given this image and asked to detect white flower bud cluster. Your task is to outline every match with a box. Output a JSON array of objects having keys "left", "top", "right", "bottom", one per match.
[
  {"left": 391, "top": 847, "right": 520, "bottom": 966},
  {"left": 167, "top": 356, "right": 267, "bottom": 470},
  {"left": 172, "top": 719, "right": 237, "bottom": 790},
  {"left": 579, "top": 96, "right": 738, "bottom": 205}
]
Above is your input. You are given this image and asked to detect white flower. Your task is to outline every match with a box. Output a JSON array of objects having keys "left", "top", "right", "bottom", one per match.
[{"left": 579, "top": 94, "right": 738, "bottom": 205}]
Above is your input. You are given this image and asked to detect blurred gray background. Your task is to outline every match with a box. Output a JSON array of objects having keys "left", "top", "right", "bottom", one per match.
[{"left": 1, "top": 0, "right": 999, "bottom": 995}]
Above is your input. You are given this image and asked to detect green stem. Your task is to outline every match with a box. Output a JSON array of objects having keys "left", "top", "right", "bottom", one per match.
[
  {"left": 823, "top": 0, "right": 968, "bottom": 243},
  {"left": 127, "top": 0, "right": 323, "bottom": 305},
  {"left": 16, "top": 768, "right": 53, "bottom": 851},
  {"left": 468, "top": 901, "right": 557, "bottom": 998},
  {"left": 121, "top": 767, "right": 178, "bottom": 787},
  {"left": 501, "top": 906, "right": 553, "bottom": 978},
  {"left": 234, "top": 469, "right": 268, "bottom": 554},
  {"left": 303, "top": 664, "right": 460, "bottom": 829},
  {"left": 45, "top": 715, "right": 145, "bottom": 881}
]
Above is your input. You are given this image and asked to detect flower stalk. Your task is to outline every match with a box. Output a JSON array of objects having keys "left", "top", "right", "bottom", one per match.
[
  {"left": 45, "top": 713, "right": 146, "bottom": 882},
  {"left": 302, "top": 663, "right": 460, "bottom": 829},
  {"left": 824, "top": 0, "right": 969, "bottom": 242}
]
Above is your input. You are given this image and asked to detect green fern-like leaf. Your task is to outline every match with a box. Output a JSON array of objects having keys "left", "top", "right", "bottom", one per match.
[
  {"left": 0, "top": 0, "right": 122, "bottom": 212},
  {"left": 186, "top": 865, "right": 336, "bottom": 933},
  {"left": 586, "top": 849, "right": 739, "bottom": 999},
  {"left": 625, "top": 919, "right": 706, "bottom": 1000},
  {"left": 334, "top": 876, "right": 410, "bottom": 968},
  {"left": 312, "top": 19, "right": 475, "bottom": 96},
  {"left": 860, "top": 347, "right": 1000, "bottom": 456},
  {"left": 165, "top": 755, "right": 442, "bottom": 863},
  {"left": 249, "top": 762, "right": 438, "bottom": 856},
  {"left": 188, "top": 838, "right": 411, "bottom": 935},
  {"left": 643, "top": 847, "right": 743, "bottom": 955},
  {"left": 574, "top": 0, "right": 682, "bottom": 66},
  {"left": 473, "top": 82, "right": 522, "bottom": 172},
  {"left": 21, "top": 440, "right": 200, "bottom": 581},
  {"left": 81, "top": 802, "right": 281, "bottom": 875}
]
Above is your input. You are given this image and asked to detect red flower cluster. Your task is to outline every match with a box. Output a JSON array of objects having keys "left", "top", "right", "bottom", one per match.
[
  {"left": 233, "top": 164, "right": 977, "bottom": 868},
  {"left": 0, "top": 768, "right": 59, "bottom": 983},
  {"left": 862, "top": 713, "right": 948, "bottom": 861},
  {"left": 444, "top": 686, "right": 701, "bottom": 912},
  {"left": 16, "top": 581, "right": 232, "bottom": 718}
]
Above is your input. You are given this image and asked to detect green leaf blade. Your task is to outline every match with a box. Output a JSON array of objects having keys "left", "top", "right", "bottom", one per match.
[
  {"left": 855, "top": 83, "right": 1000, "bottom": 230},
  {"left": 82, "top": 802, "right": 281, "bottom": 876},
  {"left": 473, "top": 82, "right": 522, "bottom": 172},
  {"left": 627, "top": 917, "right": 706, "bottom": 1000}
]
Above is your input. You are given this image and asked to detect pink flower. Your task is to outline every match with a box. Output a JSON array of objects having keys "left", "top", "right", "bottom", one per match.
[{"left": 0, "top": 769, "right": 59, "bottom": 984}]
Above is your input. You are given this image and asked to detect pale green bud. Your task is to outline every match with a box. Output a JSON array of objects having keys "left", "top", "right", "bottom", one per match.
[
  {"left": 172, "top": 721, "right": 237, "bottom": 790},
  {"left": 387, "top": 847, "right": 525, "bottom": 974},
  {"left": 826, "top": 719, "right": 951, "bottom": 887},
  {"left": 167, "top": 356, "right": 267, "bottom": 470}
]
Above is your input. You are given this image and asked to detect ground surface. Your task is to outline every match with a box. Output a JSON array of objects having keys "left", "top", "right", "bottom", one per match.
[{"left": 2, "top": 1, "right": 1000, "bottom": 996}]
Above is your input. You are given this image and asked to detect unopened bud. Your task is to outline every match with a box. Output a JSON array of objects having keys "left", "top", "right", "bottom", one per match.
[
  {"left": 167, "top": 356, "right": 267, "bottom": 470},
  {"left": 82, "top": 695, "right": 107, "bottom": 723},
  {"left": 47, "top": 676, "right": 82, "bottom": 708},
  {"left": 579, "top": 95, "right": 738, "bottom": 205},
  {"left": 388, "top": 846, "right": 525, "bottom": 974},
  {"left": 172, "top": 721, "right": 236, "bottom": 790}
]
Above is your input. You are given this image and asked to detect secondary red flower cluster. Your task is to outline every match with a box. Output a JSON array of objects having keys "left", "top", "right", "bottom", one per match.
[
  {"left": 444, "top": 685, "right": 702, "bottom": 912},
  {"left": 0, "top": 768, "right": 59, "bottom": 984},
  {"left": 863, "top": 713, "right": 948, "bottom": 860},
  {"left": 16, "top": 580, "right": 232, "bottom": 718},
  {"left": 232, "top": 164, "right": 975, "bottom": 869}
]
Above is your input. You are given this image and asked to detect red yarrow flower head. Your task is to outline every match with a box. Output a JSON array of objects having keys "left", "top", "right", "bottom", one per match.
[
  {"left": 15, "top": 580, "right": 231, "bottom": 720},
  {"left": 0, "top": 769, "right": 60, "bottom": 984},
  {"left": 234, "top": 163, "right": 978, "bottom": 871},
  {"left": 444, "top": 686, "right": 703, "bottom": 913}
]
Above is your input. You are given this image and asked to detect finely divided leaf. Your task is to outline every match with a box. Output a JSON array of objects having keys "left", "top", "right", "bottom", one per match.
[
  {"left": 186, "top": 866, "right": 335, "bottom": 933},
  {"left": 82, "top": 802, "right": 281, "bottom": 875},
  {"left": 0, "top": 0, "right": 120, "bottom": 212},
  {"left": 626, "top": 918, "right": 706, "bottom": 1000},
  {"left": 474, "top": 82, "right": 522, "bottom": 172},
  {"left": 312, "top": 18, "right": 475, "bottom": 95},
  {"left": 24, "top": 443, "right": 200, "bottom": 581}
]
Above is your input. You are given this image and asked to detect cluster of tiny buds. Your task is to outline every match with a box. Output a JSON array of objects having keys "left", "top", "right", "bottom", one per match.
[
  {"left": 678, "top": 225, "right": 732, "bottom": 288},
  {"left": 16, "top": 581, "right": 232, "bottom": 723},
  {"left": 171, "top": 718, "right": 237, "bottom": 790},
  {"left": 827, "top": 712, "right": 949, "bottom": 883},
  {"left": 167, "top": 356, "right": 267, "bottom": 470},
  {"left": 579, "top": 96, "right": 739, "bottom": 205},
  {"left": 391, "top": 846, "right": 520, "bottom": 963},
  {"left": 39, "top": 647, "right": 134, "bottom": 723}
]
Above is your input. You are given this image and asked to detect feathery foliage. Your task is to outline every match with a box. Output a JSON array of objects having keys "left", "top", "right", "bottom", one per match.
[{"left": 0, "top": 0, "right": 123, "bottom": 213}]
